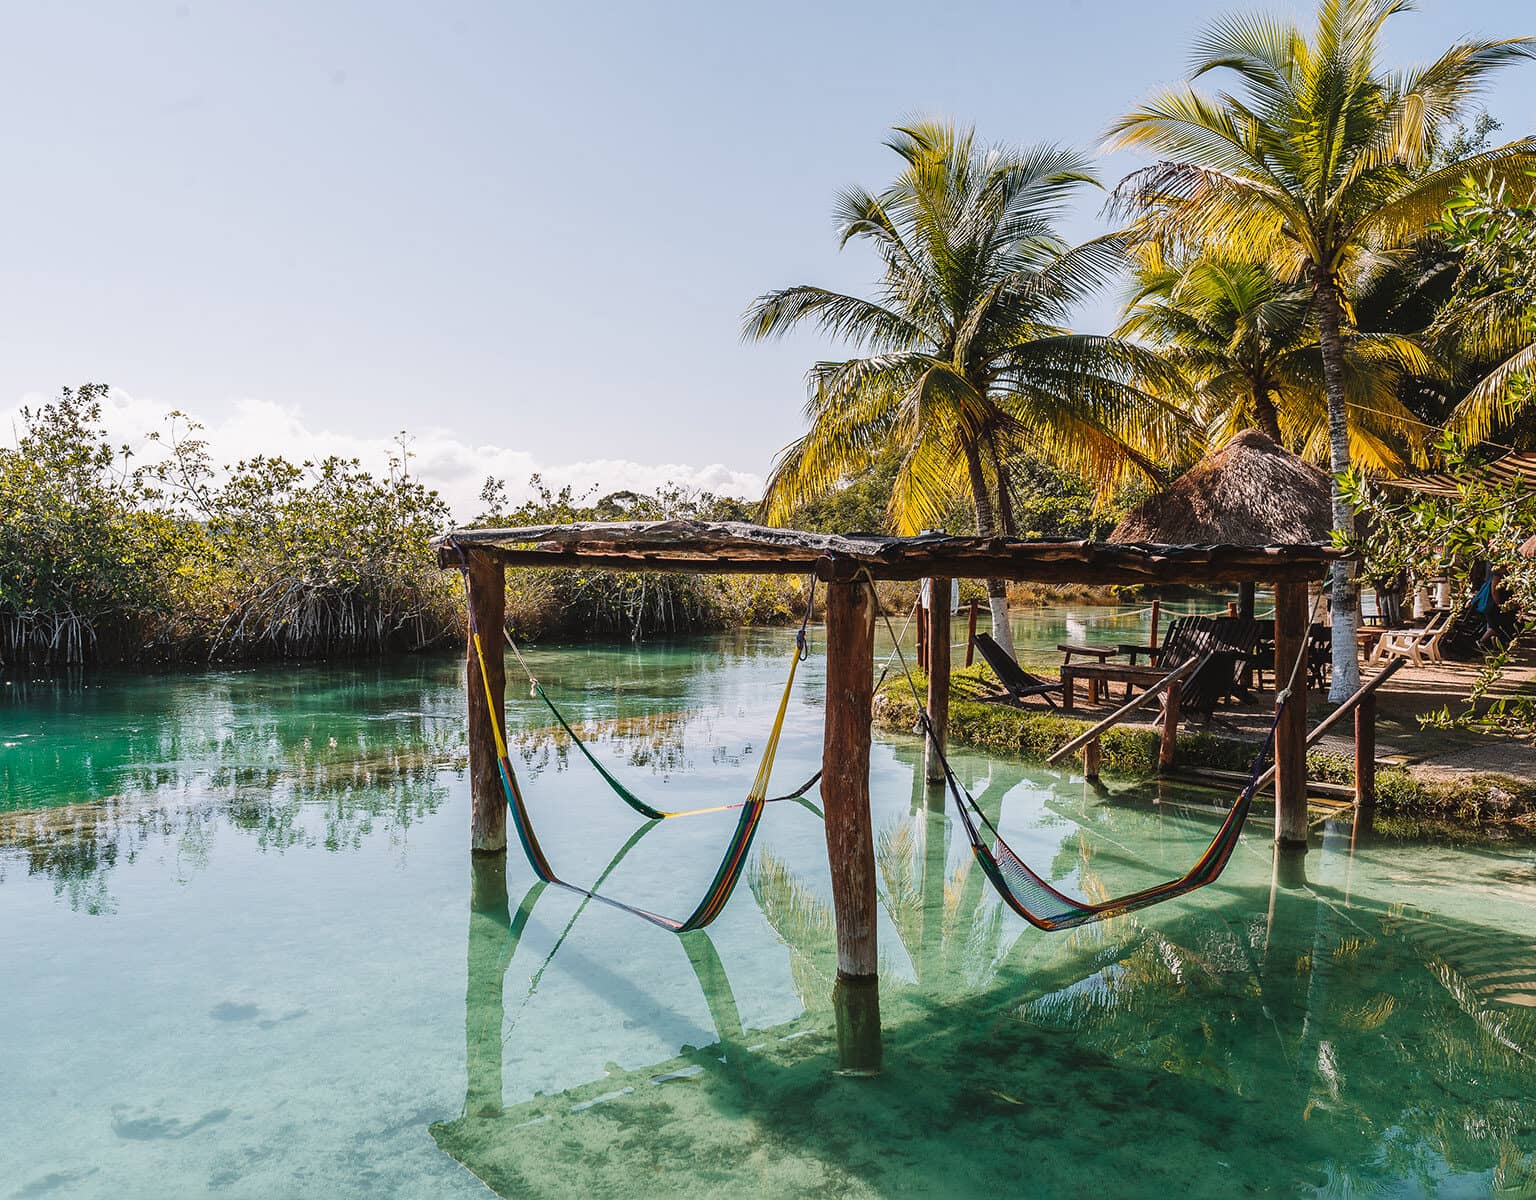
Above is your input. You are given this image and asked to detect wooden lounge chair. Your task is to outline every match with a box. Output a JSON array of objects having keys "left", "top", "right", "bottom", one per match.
[
  {"left": 972, "top": 632, "right": 1063, "bottom": 709},
  {"left": 1370, "top": 611, "right": 1448, "bottom": 668}
]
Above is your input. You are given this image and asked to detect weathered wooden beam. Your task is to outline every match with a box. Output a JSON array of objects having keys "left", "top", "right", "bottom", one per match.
[
  {"left": 466, "top": 552, "right": 507, "bottom": 853},
  {"left": 965, "top": 597, "right": 979, "bottom": 666},
  {"left": 1082, "top": 736, "right": 1101, "bottom": 781},
  {"left": 822, "top": 578, "right": 880, "bottom": 1075},
  {"left": 438, "top": 547, "right": 1336, "bottom": 586},
  {"left": 433, "top": 521, "right": 1347, "bottom": 586},
  {"left": 1273, "top": 580, "right": 1310, "bottom": 848},
  {"left": 1046, "top": 653, "right": 1207, "bottom": 764},
  {"left": 1159, "top": 679, "right": 1182, "bottom": 772},
  {"left": 925, "top": 577, "right": 951, "bottom": 786}
]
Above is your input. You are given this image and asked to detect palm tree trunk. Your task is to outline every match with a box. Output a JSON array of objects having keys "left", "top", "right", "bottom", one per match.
[
  {"left": 964, "top": 441, "right": 1016, "bottom": 658},
  {"left": 1312, "top": 268, "right": 1360, "bottom": 701},
  {"left": 1252, "top": 384, "right": 1283, "bottom": 444}
]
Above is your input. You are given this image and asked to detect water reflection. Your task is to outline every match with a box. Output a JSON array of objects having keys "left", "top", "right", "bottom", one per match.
[{"left": 433, "top": 794, "right": 1536, "bottom": 1199}]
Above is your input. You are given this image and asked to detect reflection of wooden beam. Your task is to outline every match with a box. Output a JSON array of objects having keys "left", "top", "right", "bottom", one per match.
[
  {"left": 1274, "top": 582, "right": 1309, "bottom": 848},
  {"left": 465, "top": 857, "right": 538, "bottom": 1118},
  {"left": 823, "top": 578, "right": 881, "bottom": 1075}
]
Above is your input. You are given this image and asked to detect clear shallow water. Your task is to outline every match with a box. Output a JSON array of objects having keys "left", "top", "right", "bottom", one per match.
[{"left": 4, "top": 619, "right": 1536, "bottom": 1199}]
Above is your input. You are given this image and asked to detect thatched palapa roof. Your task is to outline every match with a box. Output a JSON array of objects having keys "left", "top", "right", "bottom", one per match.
[{"left": 1110, "top": 429, "right": 1332, "bottom": 547}]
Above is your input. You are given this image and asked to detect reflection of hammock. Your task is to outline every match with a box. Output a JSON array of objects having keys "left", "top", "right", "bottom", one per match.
[
  {"left": 457, "top": 562, "right": 813, "bottom": 932},
  {"left": 873, "top": 572, "right": 1311, "bottom": 933},
  {"left": 505, "top": 627, "right": 821, "bottom": 821}
]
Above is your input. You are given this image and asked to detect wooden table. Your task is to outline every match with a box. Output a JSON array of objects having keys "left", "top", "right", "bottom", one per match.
[
  {"left": 1057, "top": 643, "right": 1120, "bottom": 703},
  {"left": 1060, "top": 662, "right": 1172, "bottom": 710}
]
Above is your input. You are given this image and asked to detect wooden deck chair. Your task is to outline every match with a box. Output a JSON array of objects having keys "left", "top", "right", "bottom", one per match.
[{"left": 972, "top": 632, "right": 1063, "bottom": 709}]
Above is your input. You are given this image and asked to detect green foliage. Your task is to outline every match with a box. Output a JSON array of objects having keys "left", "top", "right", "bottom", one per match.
[
  {"left": 1434, "top": 167, "right": 1536, "bottom": 444},
  {"left": 0, "top": 385, "right": 199, "bottom": 662},
  {"left": 475, "top": 475, "right": 802, "bottom": 641},
  {"left": 0, "top": 390, "right": 459, "bottom": 665}
]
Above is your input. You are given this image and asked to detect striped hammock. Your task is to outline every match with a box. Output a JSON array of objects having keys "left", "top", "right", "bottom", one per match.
[{"left": 462, "top": 569, "right": 806, "bottom": 932}]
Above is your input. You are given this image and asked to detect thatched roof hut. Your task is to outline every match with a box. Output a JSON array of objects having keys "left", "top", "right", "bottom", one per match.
[{"left": 1110, "top": 429, "right": 1332, "bottom": 547}]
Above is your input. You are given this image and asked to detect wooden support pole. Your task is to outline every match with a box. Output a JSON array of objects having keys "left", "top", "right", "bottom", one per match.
[
  {"left": 1158, "top": 680, "right": 1182, "bottom": 772},
  {"left": 925, "top": 577, "right": 951, "bottom": 786},
  {"left": 1149, "top": 600, "right": 1161, "bottom": 650},
  {"left": 916, "top": 601, "right": 928, "bottom": 674},
  {"left": 1355, "top": 692, "right": 1377, "bottom": 809},
  {"left": 466, "top": 551, "right": 507, "bottom": 853},
  {"left": 1083, "top": 736, "right": 1101, "bottom": 780},
  {"left": 1238, "top": 581, "right": 1256, "bottom": 621},
  {"left": 822, "top": 576, "right": 881, "bottom": 1075},
  {"left": 965, "top": 597, "right": 979, "bottom": 667},
  {"left": 1274, "top": 580, "right": 1310, "bottom": 849}
]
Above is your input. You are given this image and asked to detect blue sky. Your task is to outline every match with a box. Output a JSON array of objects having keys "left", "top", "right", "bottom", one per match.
[{"left": 2, "top": 1, "right": 1532, "bottom": 516}]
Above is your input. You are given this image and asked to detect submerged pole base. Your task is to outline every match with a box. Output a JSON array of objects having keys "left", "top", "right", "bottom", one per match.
[
  {"left": 1273, "top": 841, "right": 1309, "bottom": 889},
  {"left": 832, "top": 972, "right": 882, "bottom": 1077}
]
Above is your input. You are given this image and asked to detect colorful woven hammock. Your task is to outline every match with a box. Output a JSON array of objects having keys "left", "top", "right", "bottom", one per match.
[
  {"left": 871, "top": 573, "right": 1310, "bottom": 933},
  {"left": 457, "top": 562, "right": 811, "bottom": 933}
]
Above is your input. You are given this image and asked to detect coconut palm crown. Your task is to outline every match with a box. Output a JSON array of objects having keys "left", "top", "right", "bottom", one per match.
[
  {"left": 1118, "top": 249, "right": 1429, "bottom": 469},
  {"left": 1107, "top": 0, "right": 1536, "bottom": 698},
  {"left": 745, "top": 121, "right": 1189, "bottom": 653}
]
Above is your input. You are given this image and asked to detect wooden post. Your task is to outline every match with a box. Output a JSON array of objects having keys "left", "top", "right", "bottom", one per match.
[
  {"left": 916, "top": 601, "right": 928, "bottom": 674},
  {"left": 1149, "top": 599, "right": 1161, "bottom": 650},
  {"left": 1274, "top": 580, "right": 1310, "bottom": 849},
  {"left": 1158, "top": 680, "right": 1182, "bottom": 771},
  {"left": 925, "top": 577, "right": 951, "bottom": 786},
  {"left": 822, "top": 574, "right": 881, "bottom": 1075},
  {"left": 1083, "top": 736, "right": 1101, "bottom": 780},
  {"left": 466, "top": 552, "right": 507, "bottom": 853},
  {"left": 1355, "top": 692, "right": 1376, "bottom": 809},
  {"left": 965, "top": 597, "right": 979, "bottom": 667},
  {"left": 1238, "top": 581, "right": 1256, "bottom": 620}
]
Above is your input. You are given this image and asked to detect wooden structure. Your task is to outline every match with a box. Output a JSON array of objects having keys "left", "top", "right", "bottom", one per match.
[{"left": 436, "top": 520, "right": 1344, "bottom": 1073}]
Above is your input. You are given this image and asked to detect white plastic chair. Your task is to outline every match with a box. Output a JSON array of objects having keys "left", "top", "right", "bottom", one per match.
[{"left": 1370, "top": 611, "right": 1448, "bottom": 667}]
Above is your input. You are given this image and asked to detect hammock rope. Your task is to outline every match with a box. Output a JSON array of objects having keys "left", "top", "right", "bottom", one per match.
[
  {"left": 867, "top": 568, "right": 1318, "bottom": 932},
  {"left": 452, "top": 543, "right": 816, "bottom": 932},
  {"left": 502, "top": 586, "right": 823, "bottom": 819}
]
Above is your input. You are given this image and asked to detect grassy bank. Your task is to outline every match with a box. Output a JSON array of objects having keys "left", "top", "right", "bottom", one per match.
[{"left": 874, "top": 665, "right": 1536, "bottom": 829}]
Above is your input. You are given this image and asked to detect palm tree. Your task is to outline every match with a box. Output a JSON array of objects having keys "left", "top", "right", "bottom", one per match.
[
  {"left": 1118, "top": 249, "right": 1429, "bottom": 468},
  {"left": 1107, "top": 0, "right": 1536, "bottom": 699},
  {"left": 1434, "top": 175, "right": 1536, "bottom": 447},
  {"left": 745, "top": 121, "right": 1188, "bottom": 656}
]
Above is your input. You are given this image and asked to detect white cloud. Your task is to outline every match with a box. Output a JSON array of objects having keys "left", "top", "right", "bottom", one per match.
[{"left": 3, "top": 388, "right": 764, "bottom": 521}]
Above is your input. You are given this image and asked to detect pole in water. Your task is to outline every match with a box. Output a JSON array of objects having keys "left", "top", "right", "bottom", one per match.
[
  {"left": 465, "top": 550, "right": 507, "bottom": 853},
  {"left": 924, "top": 576, "right": 951, "bottom": 787},
  {"left": 821, "top": 570, "right": 881, "bottom": 1076}
]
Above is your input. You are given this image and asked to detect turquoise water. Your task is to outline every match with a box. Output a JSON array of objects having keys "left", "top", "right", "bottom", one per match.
[{"left": 4, "top": 615, "right": 1536, "bottom": 1199}]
